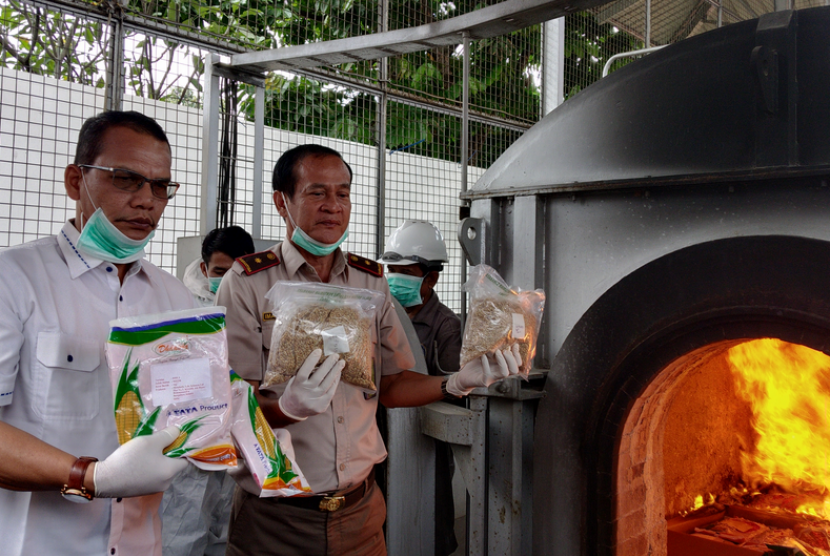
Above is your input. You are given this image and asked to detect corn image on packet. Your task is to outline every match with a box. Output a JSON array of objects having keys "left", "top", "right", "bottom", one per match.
[
  {"left": 229, "top": 372, "right": 311, "bottom": 497},
  {"left": 105, "top": 307, "right": 236, "bottom": 471}
]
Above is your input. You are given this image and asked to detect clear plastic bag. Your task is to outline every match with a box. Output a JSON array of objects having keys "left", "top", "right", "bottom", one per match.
[
  {"left": 229, "top": 372, "right": 311, "bottom": 497},
  {"left": 105, "top": 307, "right": 236, "bottom": 471},
  {"left": 460, "top": 265, "right": 546, "bottom": 374},
  {"left": 262, "top": 281, "right": 384, "bottom": 393}
]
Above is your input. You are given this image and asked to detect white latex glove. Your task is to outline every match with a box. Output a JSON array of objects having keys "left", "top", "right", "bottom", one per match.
[
  {"left": 93, "top": 425, "right": 189, "bottom": 498},
  {"left": 278, "top": 349, "right": 345, "bottom": 421},
  {"left": 446, "top": 343, "right": 522, "bottom": 397}
]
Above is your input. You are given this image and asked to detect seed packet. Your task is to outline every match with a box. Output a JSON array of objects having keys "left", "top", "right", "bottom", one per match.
[
  {"left": 106, "top": 307, "right": 236, "bottom": 471},
  {"left": 229, "top": 372, "right": 311, "bottom": 497},
  {"left": 460, "top": 265, "right": 546, "bottom": 375},
  {"left": 262, "top": 281, "right": 385, "bottom": 393}
]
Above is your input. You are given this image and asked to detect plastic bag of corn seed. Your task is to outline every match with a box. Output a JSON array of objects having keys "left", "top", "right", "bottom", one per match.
[
  {"left": 261, "top": 281, "right": 385, "bottom": 394},
  {"left": 460, "top": 265, "right": 545, "bottom": 376},
  {"left": 106, "top": 307, "right": 236, "bottom": 471},
  {"left": 229, "top": 372, "right": 311, "bottom": 497}
]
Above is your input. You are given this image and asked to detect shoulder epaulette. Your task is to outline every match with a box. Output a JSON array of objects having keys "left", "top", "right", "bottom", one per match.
[
  {"left": 237, "top": 250, "right": 280, "bottom": 276},
  {"left": 347, "top": 253, "right": 383, "bottom": 277}
]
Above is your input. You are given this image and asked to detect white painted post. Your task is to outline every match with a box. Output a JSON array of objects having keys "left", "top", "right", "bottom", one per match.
[{"left": 543, "top": 18, "right": 566, "bottom": 116}]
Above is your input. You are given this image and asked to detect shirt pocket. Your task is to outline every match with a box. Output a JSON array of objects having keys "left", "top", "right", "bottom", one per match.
[
  {"left": 372, "top": 319, "right": 380, "bottom": 395},
  {"left": 35, "top": 331, "right": 101, "bottom": 419},
  {"left": 262, "top": 319, "right": 275, "bottom": 351},
  {"left": 261, "top": 319, "right": 274, "bottom": 380}
]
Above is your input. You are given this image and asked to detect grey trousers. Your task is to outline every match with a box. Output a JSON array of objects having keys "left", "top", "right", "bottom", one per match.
[{"left": 161, "top": 465, "right": 235, "bottom": 556}]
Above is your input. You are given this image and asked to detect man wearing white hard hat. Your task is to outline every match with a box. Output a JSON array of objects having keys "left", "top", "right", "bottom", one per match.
[
  {"left": 379, "top": 220, "right": 462, "bottom": 556},
  {"left": 379, "top": 220, "right": 462, "bottom": 376}
]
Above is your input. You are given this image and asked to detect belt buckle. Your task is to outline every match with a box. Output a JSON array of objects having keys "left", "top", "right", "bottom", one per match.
[{"left": 319, "top": 495, "right": 345, "bottom": 512}]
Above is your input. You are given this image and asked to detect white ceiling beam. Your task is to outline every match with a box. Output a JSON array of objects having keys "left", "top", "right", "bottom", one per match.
[{"left": 229, "top": 0, "right": 607, "bottom": 72}]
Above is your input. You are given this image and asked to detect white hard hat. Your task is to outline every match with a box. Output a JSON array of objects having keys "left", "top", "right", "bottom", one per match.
[{"left": 379, "top": 220, "right": 449, "bottom": 267}]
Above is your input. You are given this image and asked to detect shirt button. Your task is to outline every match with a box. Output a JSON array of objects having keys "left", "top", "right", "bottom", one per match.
[
  {"left": 106, "top": 267, "right": 113, "bottom": 273},
  {"left": 67, "top": 355, "right": 73, "bottom": 362},
  {"left": 119, "top": 295, "right": 123, "bottom": 302},
  {"left": 337, "top": 416, "right": 344, "bottom": 424},
  {"left": 111, "top": 549, "right": 116, "bottom": 555},
  {"left": 116, "top": 498, "right": 122, "bottom": 503},
  {"left": 339, "top": 463, "right": 345, "bottom": 471}
]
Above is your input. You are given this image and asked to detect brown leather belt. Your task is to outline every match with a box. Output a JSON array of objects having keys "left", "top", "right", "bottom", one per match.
[{"left": 277, "top": 468, "right": 375, "bottom": 512}]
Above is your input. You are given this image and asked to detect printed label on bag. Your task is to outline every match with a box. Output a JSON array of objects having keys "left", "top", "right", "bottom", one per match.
[
  {"left": 151, "top": 357, "right": 213, "bottom": 406},
  {"left": 511, "top": 313, "right": 526, "bottom": 339},
  {"left": 321, "top": 325, "right": 350, "bottom": 356}
]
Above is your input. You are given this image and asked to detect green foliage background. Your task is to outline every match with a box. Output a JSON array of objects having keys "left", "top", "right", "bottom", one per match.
[{"left": 0, "top": 0, "right": 640, "bottom": 167}]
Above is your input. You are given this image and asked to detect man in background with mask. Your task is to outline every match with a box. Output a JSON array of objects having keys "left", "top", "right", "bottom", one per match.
[
  {"left": 218, "top": 144, "right": 523, "bottom": 556},
  {"left": 379, "top": 220, "right": 461, "bottom": 556},
  {"left": 380, "top": 220, "right": 461, "bottom": 376},
  {"left": 164, "top": 224, "right": 255, "bottom": 556},
  {"left": 181, "top": 225, "right": 256, "bottom": 307},
  {"left": 0, "top": 110, "right": 194, "bottom": 556}
]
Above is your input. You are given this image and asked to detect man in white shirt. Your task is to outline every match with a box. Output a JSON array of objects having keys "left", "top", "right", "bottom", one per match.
[{"left": 0, "top": 111, "right": 195, "bottom": 556}]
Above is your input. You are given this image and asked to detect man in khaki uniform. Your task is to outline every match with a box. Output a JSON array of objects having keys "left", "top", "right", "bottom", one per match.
[{"left": 218, "top": 144, "right": 522, "bottom": 556}]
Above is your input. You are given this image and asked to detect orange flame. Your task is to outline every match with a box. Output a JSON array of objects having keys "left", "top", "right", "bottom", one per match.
[{"left": 727, "top": 338, "right": 830, "bottom": 518}]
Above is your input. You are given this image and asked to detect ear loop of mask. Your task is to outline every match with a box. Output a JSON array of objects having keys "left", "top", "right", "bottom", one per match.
[
  {"left": 80, "top": 170, "right": 100, "bottom": 231},
  {"left": 281, "top": 192, "right": 299, "bottom": 230}
]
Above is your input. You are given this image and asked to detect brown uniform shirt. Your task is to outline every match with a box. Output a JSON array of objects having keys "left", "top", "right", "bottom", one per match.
[
  {"left": 410, "top": 291, "right": 462, "bottom": 376},
  {"left": 216, "top": 240, "right": 415, "bottom": 493}
]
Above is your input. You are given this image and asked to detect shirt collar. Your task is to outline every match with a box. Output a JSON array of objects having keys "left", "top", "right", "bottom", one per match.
[
  {"left": 411, "top": 289, "right": 441, "bottom": 325},
  {"left": 58, "top": 220, "right": 144, "bottom": 280},
  {"left": 280, "top": 239, "right": 346, "bottom": 281},
  {"left": 58, "top": 220, "right": 103, "bottom": 278}
]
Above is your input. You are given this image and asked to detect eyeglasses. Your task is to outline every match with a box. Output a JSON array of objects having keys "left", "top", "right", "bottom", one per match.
[{"left": 79, "top": 165, "right": 180, "bottom": 200}]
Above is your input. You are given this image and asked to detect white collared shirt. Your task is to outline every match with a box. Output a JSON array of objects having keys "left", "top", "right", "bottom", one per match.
[{"left": 0, "top": 221, "right": 195, "bottom": 556}]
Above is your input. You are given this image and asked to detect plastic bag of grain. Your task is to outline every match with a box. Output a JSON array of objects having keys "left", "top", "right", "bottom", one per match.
[
  {"left": 460, "top": 265, "right": 545, "bottom": 375},
  {"left": 228, "top": 372, "right": 311, "bottom": 497},
  {"left": 261, "top": 281, "right": 385, "bottom": 394},
  {"left": 106, "top": 307, "right": 236, "bottom": 470}
]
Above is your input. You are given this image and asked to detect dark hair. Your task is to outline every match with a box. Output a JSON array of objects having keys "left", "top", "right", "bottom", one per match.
[
  {"left": 272, "top": 144, "right": 353, "bottom": 197},
  {"left": 74, "top": 111, "right": 171, "bottom": 166},
  {"left": 202, "top": 226, "right": 256, "bottom": 264}
]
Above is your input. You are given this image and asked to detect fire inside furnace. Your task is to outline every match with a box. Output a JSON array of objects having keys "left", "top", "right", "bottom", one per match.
[{"left": 668, "top": 339, "right": 830, "bottom": 555}]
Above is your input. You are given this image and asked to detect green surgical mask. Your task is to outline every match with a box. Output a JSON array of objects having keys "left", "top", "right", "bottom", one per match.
[
  {"left": 208, "top": 276, "right": 223, "bottom": 294},
  {"left": 282, "top": 193, "right": 348, "bottom": 257},
  {"left": 387, "top": 273, "right": 424, "bottom": 307},
  {"left": 77, "top": 207, "right": 153, "bottom": 263},
  {"left": 76, "top": 173, "right": 153, "bottom": 263}
]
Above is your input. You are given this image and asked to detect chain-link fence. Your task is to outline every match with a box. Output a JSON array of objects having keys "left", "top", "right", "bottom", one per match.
[
  {"left": 0, "top": 0, "right": 822, "bottom": 311},
  {"left": 0, "top": 0, "right": 542, "bottom": 312}
]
